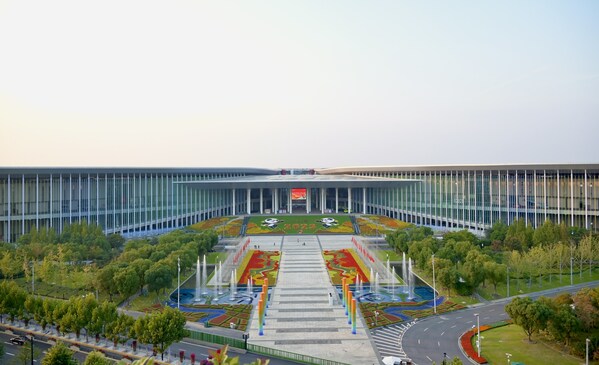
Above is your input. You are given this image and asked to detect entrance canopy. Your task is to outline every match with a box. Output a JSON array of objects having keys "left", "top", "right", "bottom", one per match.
[{"left": 179, "top": 174, "right": 418, "bottom": 190}]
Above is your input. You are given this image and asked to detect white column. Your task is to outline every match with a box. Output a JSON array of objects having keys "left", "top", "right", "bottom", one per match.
[
  {"left": 348, "top": 187, "right": 352, "bottom": 213},
  {"left": 259, "top": 188, "right": 263, "bottom": 214},
  {"left": 335, "top": 188, "right": 339, "bottom": 213},
  {"left": 557, "top": 170, "right": 561, "bottom": 224},
  {"left": 584, "top": 170, "right": 588, "bottom": 229},
  {"left": 321, "top": 188, "right": 325, "bottom": 214},
  {"left": 570, "top": 170, "right": 574, "bottom": 226},
  {"left": 362, "top": 187, "right": 367, "bottom": 214},
  {"left": 232, "top": 189, "right": 236, "bottom": 216},
  {"left": 289, "top": 190, "right": 293, "bottom": 214},
  {"left": 247, "top": 188, "right": 251, "bottom": 214},
  {"left": 273, "top": 188, "right": 278, "bottom": 214},
  {"left": 307, "top": 188, "right": 311, "bottom": 213}
]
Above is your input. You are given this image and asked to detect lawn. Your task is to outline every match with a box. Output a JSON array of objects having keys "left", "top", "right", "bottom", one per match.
[
  {"left": 206, "top": 251, "right": 229, "bottom": 264},
  {"left": 375, "top": 249, "right": 403, "bottom": 262},
  {"left": 477, "top": 266, "right": 599, "bottom": 300},
  {"left": 477, "top": 324, "right": 588, "bottom": 365},
  {"left": 245, "top": 215, "right": 355, "bottom": 235}
]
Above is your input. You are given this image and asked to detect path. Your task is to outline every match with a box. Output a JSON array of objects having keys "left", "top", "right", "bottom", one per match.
[{"left": 247, "top": 235, "right": 380, "bottom": 365}]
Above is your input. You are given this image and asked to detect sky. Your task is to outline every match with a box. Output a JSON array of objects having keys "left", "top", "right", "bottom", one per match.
[{"left": 0, "top": 1, "right": 598, "bottom": 169}]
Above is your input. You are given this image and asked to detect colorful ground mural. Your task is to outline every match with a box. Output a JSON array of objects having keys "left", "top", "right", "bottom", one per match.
[
  {"left": 189, "top": 216, "right": 243, "bottom": 236},
  {"left": 323, "top": 248, "right": 370, "bottom": 285},
  {"left": 357, "top": 215, "right": 412, "bottom": 235},
  {"left": 359, "top": 299, "right": 465, "bottom": 328},
  {"left": 245, "top": 215, "right": 354, "bottom": 235},
  {"left": 237, "top": 250, "right": 280, "bottom": 286},
  {"left": 181, "top": 304, "right": 253, "bottom": 331}
]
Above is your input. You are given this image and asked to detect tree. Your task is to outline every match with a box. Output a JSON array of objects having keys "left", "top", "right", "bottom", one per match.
[
  {"left": 135, "top": 306, "right": 188, "bottom": 360},
  {"left": 489, "top": 220, "right": 508, "bottom": 243},
  {"left": 484, "top": 261, "right": 506, "bottom": 293},
  {"left": 41, "top": 342, "right": 77, "bottom": 365},
  {"left": 105, "top": 313, "right": 135, "bottom": 348},
  {"left": 90, "top": 301, "right": 118, "bottom": 342},
  {"left": 114, "top": 266, "right": 141, "bottom": 297},
  {"left": 533, "top": 220, "right": 559, "bottom": 247},
  {"left": 0, "top": 342, "right": 4, "bottom": 361},
  {"left": 145, "top": 264, "right": 173, "bottom": 295},
  {"left": 83, "top": 350, "right": 112, "bottom": 365},
  {"left": 0, "top": 251, "right": 22, "bottom": 279},
  {"left": 505, "top": 296, "right": 551, "bottom": 341},
  {"left": 572, "top": 287, "right": 599, "bottom": 331},
  {"left": 461, "top": 250, "right": 489, "bottom": 289}
]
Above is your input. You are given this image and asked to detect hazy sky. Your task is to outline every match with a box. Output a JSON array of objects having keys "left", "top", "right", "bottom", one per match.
[{"left": 1, "top": 1, "right": 598, "bottom": 168}]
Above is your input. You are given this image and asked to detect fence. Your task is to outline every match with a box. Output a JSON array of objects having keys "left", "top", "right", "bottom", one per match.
[
  {"left": 186, "top": 329, "right": 245, "bottom": 349},
  {"left": 248, "top": 344, "right": 350, "bottom": 365}
]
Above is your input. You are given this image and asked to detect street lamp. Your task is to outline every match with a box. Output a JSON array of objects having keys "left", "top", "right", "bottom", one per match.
[
  {"left": 442, "top": 352, "right": 447, "bottom": 365},
  {"left": 432, "top": 253, "right": 437, "bottom": 314},
  {"left": 506, "top": 352, "right": 512, "bottom": 365},
  {"left": 243, "top": 333, "right": 250, "bottom": 350},
  {"left": 506, "top": 266, "right": 510, "bottom": 298},
  {"left": 177, "top": 257, "right": 181, "bottom": 309},
  {"left": 586, "top": 338, "right": 590, "bottom": 365},
  {"left": 30, "top": 335, "right": 34, "bottom": 365},
  {"left": 374, "top": 311, "right": 379, "bottom": 326},
  {"left": 474, "top": 313, "right": 481, "bottom": 357}
]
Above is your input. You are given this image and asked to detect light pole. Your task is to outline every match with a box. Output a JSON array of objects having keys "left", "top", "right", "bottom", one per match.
[
  {"left": 474, "top": 313, "right": 481, "bottom": 357},
  {"left": 374, "top": 311, "right": 379, "bottom": 326},
  {"left": 506, "top": 352, "right": 512, "bottom": 365},
  {"left": 30, "top": 335, "right": 34, "bottom": 365},
  {"left": 432, "top": 253, "right": 437, "bottom": 314},
  {"left": 442, "top": 352, "right": 447, "bottom": 365},
  {"left": 586, "top": 338, "right": 590, "bottom": 365},
  {"left": 506, "top": 266, "right": 510, "bottom": 298},
  {"left": 177, "top": 257, "right": 181, "bottom": 309},
  {"left": 570, "top": 256, "right": 574, "bottom": 286}
]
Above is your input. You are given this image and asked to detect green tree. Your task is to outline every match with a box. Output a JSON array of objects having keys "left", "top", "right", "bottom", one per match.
[
  {"left": 489, "top": 220, "right": 508, "bottom": 243},
  {"left": 83, "top": 350, "right": 112, "bottom": 365},
  {"left": 135, "top": 306, "right": 188, "bottom": 360},
  {"left": 484, "top": 261, "right": 506, "bottom": 293},
  {"left": 114, "top": 266, "right": 141, "bottom": 297},
  {"left": 532, "top": 220, "right": 559, "bottom": 247},
  {"left": 0, "top": 251, "right": 22, "bottom": 279},
  {"left": 90, "top": 300, "right": 118, "bottom": 342},
  {"left": 505, "top": 296, "right": 551, "bottom": 341},
  {"left": 41, "top": 342, "right": 77, "bottom": 365},
  {"left": 105, "top": 313, "right": 135, "bottom": 348},
  {"left": 145, "top": 264, "right": 173, "bottom": 295},
  {"left": 461, "top": 250, "right": 489, "bottom": 289}
]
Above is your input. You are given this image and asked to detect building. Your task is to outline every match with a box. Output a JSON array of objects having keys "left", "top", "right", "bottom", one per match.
[{"left": 0, "top": 164, "right": 597, "bottom": 242}]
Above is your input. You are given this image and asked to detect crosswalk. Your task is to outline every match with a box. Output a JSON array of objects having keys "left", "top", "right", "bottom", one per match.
[{"left": 370, "top": 321, "right": 416, "bottom": 359}]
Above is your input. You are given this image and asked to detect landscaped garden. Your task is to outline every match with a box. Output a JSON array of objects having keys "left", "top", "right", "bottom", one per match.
[
  {"left": 189, "top": 216, "right": 243, "bottom": 237},
  {"left": 180, "top": 304, "right": 253, "bottom": 331},
  {"left": 245, "top": 215, "right": 355, "bottom": 235},
  {"left": 360, "top": 299, "right": 465, "bottom": 329},
  {"left": 357, "top": 215, "right": 411, "bottom": 235},
  {"left": 237, "top": 250, "right": 281, "bottom": 286},
  {"left": 323, "top": 248, "right": 370, "bottom": 285}
]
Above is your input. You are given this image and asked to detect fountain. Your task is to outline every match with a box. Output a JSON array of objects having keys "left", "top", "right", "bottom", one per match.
[
  {"left": 386, "top": 257, "right": 391, "bottom": 282},
  {"left": 218, "top": 261, "right": 223, "bottom": 295},
  {"left": 402, "top": 252, "right": 408, "bottom": 294},
  {"left": 194, "top": 257, "right": 201, "bottom": 302},
  {"left": 213, "top": 265, "right": 220, "bottom": 302},
  {"left": 229, "top": 270, "right": 237, "bottom": 300},
  {"left": 375, "top": 272, "right": 380, "bottom": 295},
  {"left": 202, "top": 255, "right": 208, "bottom": 295},
  {"left": 369, "top": 267, "right": 374, "bottom": 293},
  {"left": 391, "top": 267, "right": 396, "bottom": 300},
  {"left": 408, "top": 258, "right": 415, "bottom": 300},
  {"left": 355, "top": 274, "right": 360, "bottom": 294},
  {"left": 247, "top": 278, "right": 252, "bottom": 295}
]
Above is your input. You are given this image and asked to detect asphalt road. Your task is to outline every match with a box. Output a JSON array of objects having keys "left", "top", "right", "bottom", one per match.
[
  {"left": 0, "top": 326, "right": 301, "bottom": 365},
  {"left": 401, "top": 280, "right": 599, "bottom": 365}
]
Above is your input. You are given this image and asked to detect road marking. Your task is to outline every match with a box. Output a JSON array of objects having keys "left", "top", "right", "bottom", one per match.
[
  {"left": 441, "top": 331, "right": 445, "bottom": 336},
  {"left": 488, "top": 309, "right": 495, "bottom": 312},
  {"left": 418, "top": 339, "right": 420, "bottom": 344},
  {"left": 426, "top": 356, "right": 433, "bottom": 362},
  {"left": 7, "top": 352, "right": 15, "bottom": 356},
  {"left": 456, "top": 316, "right": 462, "bottom": 319},
  {"left": 466, "top": 320, "right": 473, "bottom": 324},
  {"left": 438, "top": 341, "right": 440, "bottom": 347},
  {"left": 483, "top": 317, "right": 490, "bottom": 320},
  {"left": 423, "top": 327, "right": 429, "bottom": 332},
  {"left": 451, "top": 325, "right": 457, "bottom": 328}
]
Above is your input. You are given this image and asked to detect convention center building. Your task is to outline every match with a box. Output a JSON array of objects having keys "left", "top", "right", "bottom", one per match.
[{"left": 0, "top": 164, "right": 598, "bottom": 242}]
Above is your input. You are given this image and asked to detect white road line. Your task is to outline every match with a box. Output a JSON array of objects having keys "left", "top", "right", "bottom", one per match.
[
  {"left": 423, "top": 327, "right": 429, "bottom": 332},
  {"left": 438, "top": 341, "right": 441, "bottom": 347},
  {"left": 426, "top": 356, "right": 433, "bottom": 362},
  {"left": 418, "top": 339, "right": 421, "bottom": 344},
  {"left": 451, "top": 325, "right": 457, "bottom": 328},
  {"left": 7, "top": 352, "right": 15, "bottom": 356},
  {"left": 441, "top": 331, "right": 445, "bottom": 336},
  {"left": 488, "top": 309, "right": 495, "bottom": 312},
  {"left": 456, "top": 316, "right": 462, "bottom": 319}
]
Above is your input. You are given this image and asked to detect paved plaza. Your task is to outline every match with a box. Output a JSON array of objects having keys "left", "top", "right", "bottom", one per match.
[{"left": 247, "top": 235, "right": 380, "bottom": 364}]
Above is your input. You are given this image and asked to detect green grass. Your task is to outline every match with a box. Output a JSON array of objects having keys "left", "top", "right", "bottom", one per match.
[
  {"left": 413, "top": 269, "right": 480, "bottom": 305},
  {"left": 375, "top": 249, "right": 402, "bottom": 262},
  {"left": 476, "top": 324, "right": 593, "bottom": 365},
  {"left": 477, "top": 266, "right": 599, "bottom": 301},
  {"left": 246, "top": 215, "right": 355, "bottom": 235},
  {"left": 206, "top": 252, "right": 228, "bottom": 264}
]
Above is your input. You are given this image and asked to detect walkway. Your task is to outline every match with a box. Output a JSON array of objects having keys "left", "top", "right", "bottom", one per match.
[{"left": 247, "top": 235, "right": 379, "bottom": 365}]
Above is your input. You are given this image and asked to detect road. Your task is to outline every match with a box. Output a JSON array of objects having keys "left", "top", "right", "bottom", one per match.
[
  {"left": 401, "top": 281, "right": 599, "bottom": 365},
  {"left": 0, "top": 326, "right": 301, "bottom": 365}
]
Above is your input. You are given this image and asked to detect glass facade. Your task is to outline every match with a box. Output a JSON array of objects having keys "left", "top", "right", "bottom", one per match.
[
  {"left": 349, "top": 166, "right": 599, "bottom": 233},
  {"left": 1, "top": 165, "right": 598, "bottom": 242}
]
